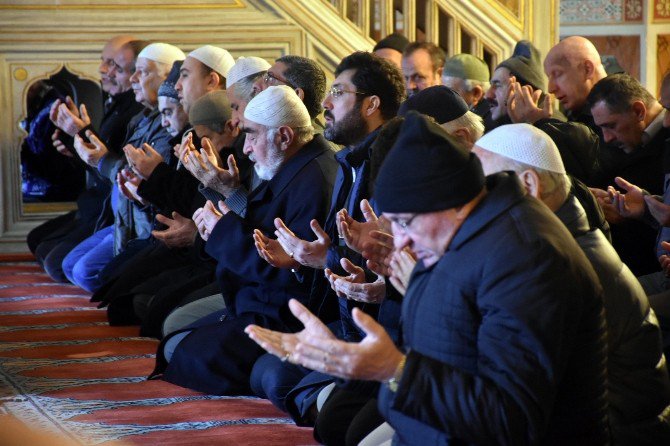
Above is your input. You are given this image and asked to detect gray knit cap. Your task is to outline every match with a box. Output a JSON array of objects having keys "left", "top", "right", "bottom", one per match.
[
  {"left": 188, "top": 90, "right": 232, "bottom": 127},
  {"left": 496, "top": 40, "right": 546, "bottom": 91},
  {"left": 443, "top": 54, "right": 490, "bottom": 82}
]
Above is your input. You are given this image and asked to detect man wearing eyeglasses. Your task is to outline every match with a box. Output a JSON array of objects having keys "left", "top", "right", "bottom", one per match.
[
  {"left": 249, "top": 51, "right": 406, "bottom": 440},
  {"left": 253, "top": 55, "right": 329, "bottom": 134}
]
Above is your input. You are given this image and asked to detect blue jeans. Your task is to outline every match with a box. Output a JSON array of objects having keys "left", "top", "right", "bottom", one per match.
[{"left": 62, "top": 225, "right": 114, "bottom": 293}]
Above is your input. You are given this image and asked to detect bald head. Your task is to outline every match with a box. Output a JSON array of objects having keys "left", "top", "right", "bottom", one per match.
[
  {"left": 100, "top": 35, "right": 136, "bottom": 93},
  {"left": 544, "top": 36, "right": 607, "bottom": 113}
]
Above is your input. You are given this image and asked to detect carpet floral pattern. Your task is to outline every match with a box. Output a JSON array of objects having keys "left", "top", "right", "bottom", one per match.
[{"left": 0, "top": 257, "right": 315, "bottom": 445}]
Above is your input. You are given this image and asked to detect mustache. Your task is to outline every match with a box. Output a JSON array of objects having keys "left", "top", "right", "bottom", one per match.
[{"left": 324, "top": 110, "right": 334, "bottom": 121}]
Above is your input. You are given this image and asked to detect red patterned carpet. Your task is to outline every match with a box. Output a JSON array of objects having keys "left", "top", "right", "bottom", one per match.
[{"left": 0, "top": 254, "right": 315, "bottom": 445}]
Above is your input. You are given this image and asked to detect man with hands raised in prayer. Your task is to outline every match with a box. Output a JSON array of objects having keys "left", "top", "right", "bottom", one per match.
[
  {"left": 180, "top": 56, "right": 272, "bottom": 217},
  {"left": 63, "top": 42, "right": 184, "bottom": 293},
  {"left": 248, "top": 112, "right": 611, "bottom": 445},
  {"left": 97, "top": 89, "right": 252, "bottom": 333},
  {"left": 588, "top": 73, "right": 669, "bottom": 278},
  {"left": 473, "top": 123, "right": 670, "bottom": 444},
  {"left": 30, "top": 37, "right": 145, "bottom": 284},
  {"left": 149, "top": 85, "right": 337, "bottom": 396}
]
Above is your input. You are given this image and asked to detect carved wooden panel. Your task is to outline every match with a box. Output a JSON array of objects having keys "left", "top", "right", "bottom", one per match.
[{"left": 585, "top": 35, "right": 641, "bottom": 80}]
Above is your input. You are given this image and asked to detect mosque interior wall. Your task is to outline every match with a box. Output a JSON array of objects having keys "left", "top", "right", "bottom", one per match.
[{"left": 0, "top": 0, "right": 667, "bottom": 252}]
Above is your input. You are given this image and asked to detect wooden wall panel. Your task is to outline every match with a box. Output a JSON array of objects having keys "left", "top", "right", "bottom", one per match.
[{"left": 585, "top": 35, "right": 641, "bottom": 80}]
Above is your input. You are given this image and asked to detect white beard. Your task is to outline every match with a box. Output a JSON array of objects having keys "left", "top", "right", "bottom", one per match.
[{"left": 252, "top": 141, "right": 285, "bottom": 181}]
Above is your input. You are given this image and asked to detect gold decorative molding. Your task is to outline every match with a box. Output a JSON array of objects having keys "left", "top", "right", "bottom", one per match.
[
  {"left": 0, "top": 0, "right": 244, "bottom": 9},
  {"left": 482, "top": 0, "right": 525, "bottom": 31}
]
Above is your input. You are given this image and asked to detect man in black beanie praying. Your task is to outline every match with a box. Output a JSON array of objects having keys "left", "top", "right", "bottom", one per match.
[{"left": 247, "top": 111, "right": 610, "bottom": 445}]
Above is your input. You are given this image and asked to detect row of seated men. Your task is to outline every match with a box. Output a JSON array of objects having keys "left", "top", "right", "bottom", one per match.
[{"left": 27, "top": 31, "right": 670, "bottom": 445}]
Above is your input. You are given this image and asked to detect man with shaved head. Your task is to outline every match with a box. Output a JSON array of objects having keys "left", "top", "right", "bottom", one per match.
[
  {"left": 545, "top": 37, "right": 664, "bottom": 275},
  {"left": 544, "top": 36, "right": 608, "bottom": 123}
]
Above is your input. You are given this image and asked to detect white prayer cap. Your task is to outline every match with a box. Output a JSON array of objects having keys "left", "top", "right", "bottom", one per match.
[
  {"left": 227, "top": 57, "right": 271, "bottom": 88},
  {"left": 475, "top": 123, "right": 566, "bottom": 174},
  {"left": 244, "top": 85, "right": 310, "bottom": 128},
  {"left": 188, "top": 45, "right": 235, "bottom": 77},
  {"left": 138, "top": 43, "right": 185, "bottom": 66}
]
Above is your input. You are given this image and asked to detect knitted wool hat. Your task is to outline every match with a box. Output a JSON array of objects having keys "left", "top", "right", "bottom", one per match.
[
  {"left": 188, "top": 45, "right": 235, "bottom": 77},
  {"left": 157, "top": 60, "right": 182, "bottom": 100},
  {"left": 138, "top": 43, "right": 185, "bottom": 66},
  {"left": 496, "top": 40, "right": 546, "bottom": 91},
  {"left": 227, "top": 56, "right": 272, "bottom": 88},
  {"left": 375, "top": 111, "right": 485, "bottom": 213},
  {"left": 244, "top": 85, "right": 310, "bottom": 128},
  {"left": 443, "top": 53, "right": 490, "bottom": 82},
  {"left": 189, "top": 90, "right": 232, "bottom": 128},
  {"left": 373, "top": 33, "right": 410, "bottom": 54},
  {"left": 475, "top": 123, "right": 566, "bottom": 174},
  {"left": 398, "top": 85, "right": 469, "bottom": 124}
]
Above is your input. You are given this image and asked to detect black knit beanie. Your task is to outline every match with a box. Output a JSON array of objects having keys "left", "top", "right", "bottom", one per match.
[
  {"left": 398, "top": 85, "right": 469, "bottom": 124},
  {"left": 374, "top": 111, "right": 485, "bottom": 213}
]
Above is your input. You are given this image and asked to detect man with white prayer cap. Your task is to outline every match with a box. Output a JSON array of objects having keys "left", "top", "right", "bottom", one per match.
[
  {"left": 473, "top": 123, "right": 670, "bottom": 445},
  {"left": 226, "top": 56, "right": 271, "bottom": 128},
  {"left": 153, "top": 85, "right": 339, "bottom": 396},
  {"left": 176, "top": 44, "right": 235, "bottom": 113},
  {"left": 181, "top": 56, "right": 272, "bottom": 219},
  {"left": 74, "top": 41, "right": 185, "bottom": 170}
]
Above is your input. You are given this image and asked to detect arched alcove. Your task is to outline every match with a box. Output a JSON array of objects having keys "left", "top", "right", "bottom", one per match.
[{"left": 20, "top": 67, "right": 103, "bottom": 206}]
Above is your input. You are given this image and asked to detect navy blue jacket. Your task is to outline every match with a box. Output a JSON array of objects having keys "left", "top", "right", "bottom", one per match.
[
  {"left": 205, "top": 134, "right": 337, "bottom": 323},
  {"left": 378, "top": 173, "right": 609, "bottom": 445}
]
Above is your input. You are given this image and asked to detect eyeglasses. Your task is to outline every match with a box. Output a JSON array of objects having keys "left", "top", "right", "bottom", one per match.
[
  {"left": 390, "top": 214, "right": 419, "bottom": 232},
  {"left": 328, "top": 86, "right": 368, "bottom": 99},
  {"left": 263, "top": 71, "right": 295, "bottom": 89}
]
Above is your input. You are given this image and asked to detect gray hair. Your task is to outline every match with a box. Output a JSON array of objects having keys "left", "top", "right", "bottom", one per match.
[
  {"left": 442, "top": 111, "right": 485, "bottom": 141},
  {"left": 266, "top": 124, "right": 314, "bottom": 146},
  {"left": 442, "top": 75, "right": 490, "bottom": 93},
  {"left": 463, "top": 78, "right": 490, "bottom": 92},
  {"left": 490, "top": 154, "right": 571, "bottom": 202},
  {"left": 230, "top": 71, "right": 266, "bottom": 103}
]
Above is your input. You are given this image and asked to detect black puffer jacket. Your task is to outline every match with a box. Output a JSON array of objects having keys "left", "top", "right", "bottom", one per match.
[{"left": 378, "top": 173, "right": 609, "bottom": 445}]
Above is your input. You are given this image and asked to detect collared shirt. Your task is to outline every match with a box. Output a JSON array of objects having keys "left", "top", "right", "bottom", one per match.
[{"left": 643, "top": 109, "right": 667, "bottom": 145}]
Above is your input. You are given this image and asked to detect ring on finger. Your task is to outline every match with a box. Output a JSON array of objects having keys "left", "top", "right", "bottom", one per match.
[{"left": 281, "top": 352, "right": 291, "bottom": 362}]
